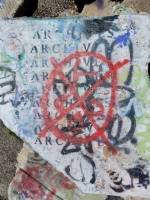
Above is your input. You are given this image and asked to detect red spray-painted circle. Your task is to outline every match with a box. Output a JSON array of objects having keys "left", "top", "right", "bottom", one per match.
[{"left": 39, "top": 51, "right": 129, "bottom": 155}]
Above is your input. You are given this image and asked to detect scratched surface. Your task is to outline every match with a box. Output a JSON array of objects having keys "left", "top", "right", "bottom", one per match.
[{"left": 0, "top": 16, "right": 150, "bottom": 197}]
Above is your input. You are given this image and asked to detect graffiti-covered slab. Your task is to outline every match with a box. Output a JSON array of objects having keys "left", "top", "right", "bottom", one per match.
[{"left": 0, "top": 16, "right": 150, "bottom": 197}]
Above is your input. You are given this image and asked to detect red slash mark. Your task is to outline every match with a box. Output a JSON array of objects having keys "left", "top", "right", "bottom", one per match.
[
  {"left": 39, "top": 51, "right": 129, "bottom": 155},
  {"left": 46, "top": 188, "right": 56, "bottom": 200}
]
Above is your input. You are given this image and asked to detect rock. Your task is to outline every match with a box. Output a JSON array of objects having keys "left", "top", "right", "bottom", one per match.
[
  {"left": 80, "top": 0, "right": 138, "bottom": 17},
  {"left": 112, "top": 5, "right": 138, "bottom": 15},
  {"left": 80, "top": 1, "right": 115, "bottom": 17},
  {"left": 33, "top": 0, "right": 76, "bottom": 18},
  {"left": 122, "top": 0, "right": 150, "bottom": 13},
  {"left": 81, "top": 0, "right": 150, "bottom": 17},
  {"left": 0, "top": 16, "right": 150, "bottom": 197},
  {"left": 0, "top": 0, "right": 24, "bottom": 18},
  {"left": 134, "top": 0, "right": 150, "bottom": 13}
]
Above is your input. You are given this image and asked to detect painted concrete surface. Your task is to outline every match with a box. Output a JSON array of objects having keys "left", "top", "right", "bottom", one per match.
[
  {"left": 0, "top": 1, "right": 150, "bottom": 200},
  {"left": 0, "top": 16, "right": 150, "bottom": 197},
  {"left": 9, "top": 144, "right": 148, "bottom": 200}
]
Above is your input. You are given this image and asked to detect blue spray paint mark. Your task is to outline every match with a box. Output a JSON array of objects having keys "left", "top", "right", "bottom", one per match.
[
  {"left": 0, "top": 0, "right": 5, "bottom": 8},
  {"left": 58, "top": 20, "right": 66, "bottom": 33},
  {"left": 0, "top": 38, "right": 4, "bottom": 42},
  {"left": 13, "top": 85, "right": 19, "bottom": 107},
  {"left": 13, "top": 89, "right": 40, "bottom": 138},
  {"left": 64, "top": 23, "right": 83, "bottom": 53},
  {"left": 117, "top": 97, "right": 143, "bottom": 118},
  {"left": 115, "top": 30, "right": 130, "bottom": 48},
  {"left": 115, "top": 24, "right": 137, "bottom": 48}
]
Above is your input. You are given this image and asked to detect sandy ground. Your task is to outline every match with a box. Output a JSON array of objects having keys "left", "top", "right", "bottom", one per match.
[{"left": 0, "top": 120, "right": 23, "bottom": 200}]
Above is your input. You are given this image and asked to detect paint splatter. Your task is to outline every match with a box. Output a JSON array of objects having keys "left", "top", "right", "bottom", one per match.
[
  {"left": 115, "top": 31, "right": 131, "bottom": 48},
  {"left": 0, "top": 0, "right": 5, "bottom": 8}
]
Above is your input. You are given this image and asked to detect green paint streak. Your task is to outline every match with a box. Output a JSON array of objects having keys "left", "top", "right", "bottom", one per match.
[
  {"left": 78, "top": 86, "right": 88, "bottom": 96},
  {"left": 132, "top": 64, "right": 150, "bottom": 159},
  {"left": 7, "top": 129, "right": 23, "bottom": 143},
  {"left": 3, "top": 66, "right": 7, "bottom": 75},
  {"left": 0, "top": 53, "right": 11, "bottom": 66},
  {"left": 113, "top": 5, "right": 129, "bottom": 14},
  {"left": 93, "top": 92, "right": 99, "bottom": 98},
  {"left": 57, "top": 189, "right": 100, "bottom": 200},
  {"left": 118, "top": 63, "right": 150, "bottom": 159},
  {"left": 85, "top": 194, "right": 101, "bottom": 200},
  {"left": 2, "top": 50, "right": 26, "bottom": 84}
]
